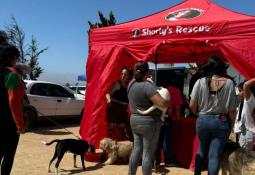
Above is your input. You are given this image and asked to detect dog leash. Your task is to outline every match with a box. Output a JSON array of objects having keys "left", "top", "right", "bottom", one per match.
[{"left": 35, "top": 110, "right": 80, "bottom": 140}]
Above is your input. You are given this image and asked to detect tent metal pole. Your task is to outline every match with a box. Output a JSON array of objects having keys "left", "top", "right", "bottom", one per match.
[
  {"left": 154, "top": 50, "right": 158, "bottom": 85},
  {"left": 154, "top": 62, "right": 158, "bottom": 85}
]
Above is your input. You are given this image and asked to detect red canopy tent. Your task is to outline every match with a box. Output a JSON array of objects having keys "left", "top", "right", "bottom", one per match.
[{"left": 80, "top": 0, "right": 255, "bottom": 147}]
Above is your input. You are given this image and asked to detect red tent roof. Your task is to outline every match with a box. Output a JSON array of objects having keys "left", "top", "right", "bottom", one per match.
[
  {"left": 80, "top": 0, "right": 255, "bottom": 148},
  {"left": 90, "top": 0, "right": 255, "bottom": 44}
]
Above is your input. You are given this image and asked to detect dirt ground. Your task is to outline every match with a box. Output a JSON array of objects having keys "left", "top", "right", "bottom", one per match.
[{"left": 11, "top": 119, "right": 207, "bottom": 175}]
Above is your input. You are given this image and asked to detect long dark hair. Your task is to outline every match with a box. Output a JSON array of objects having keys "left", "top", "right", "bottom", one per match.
[
  {"left": 0, "top": 45, "right": 20, "bottom": 67},
  {"left": 122, "top": 67, "right": 133, "bottom": 80},
  {"left": 134, "top": 61, "right": 149, "bottom": 82},
  {"left": 0, "top": 31, "right": 8, "bottom": 45},
  {"left": 201, "top": 57, "right": 228, "bottom": 77}
]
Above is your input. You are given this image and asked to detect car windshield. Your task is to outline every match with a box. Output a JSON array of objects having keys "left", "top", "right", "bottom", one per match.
[
  {"left": 69, "top": 86, "right": 86, "bottom": 95},
  {"left": 77, "top": 87, "right": 85, "bottom": 91}
]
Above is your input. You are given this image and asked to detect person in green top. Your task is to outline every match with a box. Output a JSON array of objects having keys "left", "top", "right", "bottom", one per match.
[{"left": 0, "top": 44, "right": 26, "bottom": 175}]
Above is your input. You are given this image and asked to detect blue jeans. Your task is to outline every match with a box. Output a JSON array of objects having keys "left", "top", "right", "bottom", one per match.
[
  {"left": 128, "top": 116, "right": 161, "bottom": 175},
  {"left": 194, "top": 115, "right": 231, "bottom": 175},
  {"left": 155, "top": 117, "right": 173, "bottom": 165}
]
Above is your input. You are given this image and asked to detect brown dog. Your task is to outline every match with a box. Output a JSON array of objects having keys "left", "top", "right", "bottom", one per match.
[
  {"left": 219, "top": 141, "right": 255, "bottom": 175},
  {"left": 99, "top": 138, "right": 133, "bottom": 165}
]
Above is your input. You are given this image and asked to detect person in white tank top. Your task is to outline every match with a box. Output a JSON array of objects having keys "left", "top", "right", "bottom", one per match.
[{"left": 238, "top": 78, "right": 255, "bottom": 151}]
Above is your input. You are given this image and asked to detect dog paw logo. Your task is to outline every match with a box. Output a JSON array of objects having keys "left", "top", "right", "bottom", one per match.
[
  {"left": 132, "top": 28, "right": 141, "bottom": 38},
  {"left": 165, "top": 8, "right": 204, "bottom": 21}
]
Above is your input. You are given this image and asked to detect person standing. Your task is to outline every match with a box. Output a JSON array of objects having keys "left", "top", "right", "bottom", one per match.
[
  {"left": 189, "top": 57, "right": 237, "bottom": 175},
  {"left": 189, "top": 66, "right": 203, "bottom": 99},
  {"left": 236, "top": 78, "right": 255, "bottom": 150},
  {"left": 106, "top": 67, "right": 133, "bottom": 140},
  {"left": 128, "top": 61, "right": 168, "bottom": 175},
  {"left": 154, "top": 76, "right": 184, "bottom": 168},
  {"left": 0, "top": 45, "right": 26, "bottom": 175},
  {"left": 233, "top": 81, "right": 245, "bottom": 143}
]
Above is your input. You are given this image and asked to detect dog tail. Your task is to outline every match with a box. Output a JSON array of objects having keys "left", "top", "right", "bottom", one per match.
[
  {"left": 137, "top": 106, "right": 156, "bottom": 115},
  {"left": 41, "top": 139, "right": 60, "bottom": 146}
]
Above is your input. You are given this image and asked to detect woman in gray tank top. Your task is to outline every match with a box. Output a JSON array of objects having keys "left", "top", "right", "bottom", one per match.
[
  {"left": 190, "top": 57, "right": 237, "bottom": 175},
  {"left": 127, "top": 62, "right": 168, "bottom": 175}
]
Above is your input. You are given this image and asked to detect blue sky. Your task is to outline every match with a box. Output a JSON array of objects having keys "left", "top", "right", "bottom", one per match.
[{"left": 1, "top": 0, "right": 255, "bottom": 85}]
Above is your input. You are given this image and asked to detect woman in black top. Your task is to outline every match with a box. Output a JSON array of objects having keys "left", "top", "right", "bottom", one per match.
[{"left": 105, "top": 67, "right": 133, "bottom": 140}]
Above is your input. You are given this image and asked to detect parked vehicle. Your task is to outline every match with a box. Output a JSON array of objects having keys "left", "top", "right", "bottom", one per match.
[
  {"left": 24, "top": 80, "right": 84, "bottom": 126},
  {"left": 69, "top": 85, "right": 86, "bottom": 95}
]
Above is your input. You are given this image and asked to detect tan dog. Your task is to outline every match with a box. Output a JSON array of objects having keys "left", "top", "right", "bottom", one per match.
[
  {"left": 219, "top": 141, "right": 255, "bottom": 175},
  {"left": 99, "top": 138, "right": 133, "bottom": 165}
]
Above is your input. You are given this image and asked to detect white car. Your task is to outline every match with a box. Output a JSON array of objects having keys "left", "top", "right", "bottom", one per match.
[
  {"left": 24, "top": 80, "right": 84, "bottom": 120},
  {"left": 69, "top": 85, "right": 86, "bottom": 95}
]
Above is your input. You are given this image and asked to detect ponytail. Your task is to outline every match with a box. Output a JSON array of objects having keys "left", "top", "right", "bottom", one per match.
[{"left": 134, "top": 61, "right": 149, "bottom": 82}]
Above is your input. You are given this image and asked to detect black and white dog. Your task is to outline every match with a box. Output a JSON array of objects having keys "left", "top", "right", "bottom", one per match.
[{"left": 42, "top": 139, "right": 95, "bottom": 175}]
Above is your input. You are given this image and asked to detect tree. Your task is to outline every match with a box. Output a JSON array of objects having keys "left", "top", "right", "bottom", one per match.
[
  {"left": 27, "top": 36, "right": 47, "bottom": 80},
  {"left": 4, "top": 16, "right": 47, "bottom": 79},
  {"left": 65, "top": 83, "right": 70, "bottom": 87},
  {"left": 0, "top": 30, "right": 8, "bottom": 44},
  {"left": 5, "top": 16, "right": 27, "bottom": 63},
  {"left": 88, "top": 10, "right": 116, "bottom": 30}
]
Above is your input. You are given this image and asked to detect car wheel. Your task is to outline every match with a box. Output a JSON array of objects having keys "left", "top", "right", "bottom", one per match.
[{"left": 23, "top": 106, "right": 38, "bottom": 131}]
